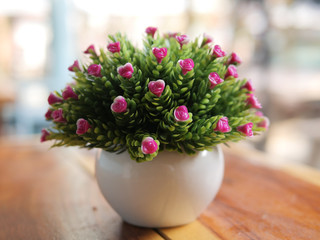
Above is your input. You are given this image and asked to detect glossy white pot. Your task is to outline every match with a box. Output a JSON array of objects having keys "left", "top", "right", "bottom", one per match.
[{"left": 95, "top": 146, "right": 224, "bottom": 228}]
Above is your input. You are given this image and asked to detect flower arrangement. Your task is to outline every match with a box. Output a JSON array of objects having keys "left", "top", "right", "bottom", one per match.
[{"left": 41, "top": 27, "right": 269, "bottom": 162}]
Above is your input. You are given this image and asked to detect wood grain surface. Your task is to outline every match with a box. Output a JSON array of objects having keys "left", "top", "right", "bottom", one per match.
[
  {"left": 0, "top": 141, "right": 161, "bottom": 240},
  {"left": 198, "top": 152, "right": 320, "bottom": 240},
  {"left": 0, "top": 139, "right": 320, "bottom": 240}
]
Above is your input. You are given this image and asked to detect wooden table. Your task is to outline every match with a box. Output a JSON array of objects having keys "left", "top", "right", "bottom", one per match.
[{"left": 1, "top": 138, "right": 320, "bottom": 239}]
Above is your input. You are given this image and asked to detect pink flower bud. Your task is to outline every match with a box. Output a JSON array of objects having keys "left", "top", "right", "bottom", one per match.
[
  {"left": 229, "top": 52, "right": 242, "bottom": 65},
  {"left": 165, "top": 32, "right": 178, "bottom": 38},
  {"left": 152, "top": 47, "right": 168, "bottom": 64},
  {"left": 68, "top": 60, "right": 80, "bottom": 72},
  {"left": 141, "top": 137, "right": 158, "bottom": 155},
  {"left": 76, "top": 118, "right": 91, "bottom": 135},
  {"left": 237, "top": 123, "right": 253, "bottom": 137},
  {"left": 88, "top": 64, "right": 102, "bottom": 77},
  {"left": 146, "top": 27, "right": 157, "bottom": 38},
  {"left": 117, "top": 63, "right": 134, "bottom": 79},
  {"left": 48, "top": 93, "right": 63, "bottom": 105},
  {"left": 257, "top": 116, "right": 270, "bottom": 130},
  {"left": 52, "top": 108, "right": 67, "bottom": 123},
  {"left": 242, "top": 80, "right": 255, "bottom": 91},
  {"left": 202, "top": 33, "right": 213, "bottom": 46},
  {"left": 208, "top": 72, "right": 224, "bottom": 89},
  {"left": 107, "top": 42, "right": 121, "bottom": 53},
  {"left": 225, "top": 65, "right": 238, "bottom": 79},
  {"left": 212, "top": 45, "right": 226, "bottom": 58},
  {"left": 174, "top": 105, "right": 190, "bottom": 122},
  {"left": 68, "top": 81, "right": 77, "bottom": 87},
  {"left": 255, "top": 112, "right": 269, "bottom": 129},
  {"left": 111, "top": 96, "right": 127, "bottom": 113},
  {"left": 255, "top": 111, "right": 264, "bottom": 117},
  {"left": 176, "top": 35, "right": 190, "bottom": 49},
  {"left": 84, "top": 44, "right": 96, "bottom": 54},
  {"left": 45, "top": 109, "right": 53, "bottom": 120},
  {"left": 178, "top": 58, "right": 194, "bottom": 75},
  {"left": 40, "top": 129, "right": 50, "bottom": 143},
  {"left": 148, "top": 80, "right": 165, "bottom": 97},
  {"left": 62, "top": 85, "right": 78, "bottom": 100},
  {"left": 246, "top": 94, "right": 262, "bottom": 109},
  {"left": 214, "top": 117, "right": 231, "bottom": 133}
]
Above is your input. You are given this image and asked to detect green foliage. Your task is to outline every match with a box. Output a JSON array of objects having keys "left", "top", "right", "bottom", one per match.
[
  {"left": 126, "top": 133, "right": 160, "bottom": 162},
  {"left": 44, "top": 30, "right": 268, "bottom": 162},
  {"left": 142, "top": 85, "right": 175, "bottom": 122}
]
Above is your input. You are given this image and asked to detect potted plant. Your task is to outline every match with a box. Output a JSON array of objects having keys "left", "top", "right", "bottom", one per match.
[{"left": 41, "top": 27, "right": 269, "bottom": 228}]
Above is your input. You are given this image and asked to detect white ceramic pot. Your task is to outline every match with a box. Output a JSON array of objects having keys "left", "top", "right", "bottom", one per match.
[{"left": 95, "top": 146, "right": 224, "bottom": 228}]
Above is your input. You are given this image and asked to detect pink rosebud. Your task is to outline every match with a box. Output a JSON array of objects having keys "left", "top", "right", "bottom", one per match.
[
  {"left": 178, "top": 58, "right": 194, "bottom": 75},
  {"left": 246, "top": 94, "right": 262, "bottom": 109},
  {"left": 68, "top": 60, "right": 80, "bottom": 72},
  {"left": 40, "top": 129, "right": 50, "bottom": 143},
  {"left": 165, "top": 32, "right": 178, "bottom": 38},
  {"left": 52, "top": 108, "right": 67, "bottom": 123},
  {"left": 225, "top": 65, "right": 238, "bottom": 79},
  {"left": 84, "top": 44, "right": 96, "bottom": 54},
  {"left": 141, "top": 137, "right": 158, "bottom": 155},
  {"left": 212, "top": 45, "right": 226, "bottom": 58},
  {"left": 148, "top": 79, "right": 165, "bottom": 97},
  {"left": 174, "top": 105, "right": 190, "bottom": 122},
  {"left": 117, "top": 63, "right": 134, "bottom": 79},
  {"left": 146, "top": 27, "right": 157, "bottom": 38},
  {"left": 111, "top": 96, "right": 127, "bottom": 113},
  {"left": 48, "top": 93, "right": 63, "bottom": 105},
  {"left": 214, "top": 117, "right": 231, "bottom": 133},
  {"left": 257, "top": 116, "right": 270, "bottom": 130},
  {"left": 176, "top": 35, "right": 190, "bottom": 49},
  {"left": 242, "top": 80, "right": 255, "bottom": 91},
  {"left": 107, "top": 42, "right": 121, "bottom": 53},
  {"left": 68, "top": 81, "right": 77, "bottom": 87},
  {"left": 255, "top": 111, "right": 264, "bottom": 117},
  {"left": 45, "top": 109, "right": 53, "bottom": 120},
  {"left": 152, "top": 47, "right": 167, "bottom": 64},
  {"left": 229, "top": 52, "right": 242, "bottom": 65},
  {"left": 76, "top": 118, "right": 91, "bottom": 135},
  {"left": 256, "top": 111, "right": 269, "bottom": 129},
  {"left": 237, "top": 122, "right": 253, "bottom": 137},
  {"left": 202, "top": 33, "right": 213, "bottom": 46},
  {"left": 208, "top": 72, "right": 224, "bottom": 89},
  {"left": 62, "top": 85, "right": 78, "bottom": 100},
  {"left": 88, "top": 64, "right": 102, "bottom": 77}
]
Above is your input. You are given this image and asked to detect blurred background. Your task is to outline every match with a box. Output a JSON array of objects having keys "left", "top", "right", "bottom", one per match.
[{"left": 0, "top": 0, "right": 319, "bottom": 168}]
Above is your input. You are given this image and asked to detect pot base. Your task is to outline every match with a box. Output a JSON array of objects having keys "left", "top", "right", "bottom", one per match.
[{"left": 95, "top": 147, "right": 224, "bottom": 228}]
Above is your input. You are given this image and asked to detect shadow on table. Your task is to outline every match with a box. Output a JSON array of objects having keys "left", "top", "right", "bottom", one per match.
[{"left": 119, "top": 221, "right": 160, "bottom": 240}]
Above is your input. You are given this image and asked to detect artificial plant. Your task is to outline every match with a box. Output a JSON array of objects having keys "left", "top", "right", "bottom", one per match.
[{"left": 41, "top": 27, "right": 269, "bottom": 162}]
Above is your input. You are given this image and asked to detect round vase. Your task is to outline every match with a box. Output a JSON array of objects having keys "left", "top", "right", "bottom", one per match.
[{"left": 95, "top": 146, "right": 224, "bottom": 228}]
